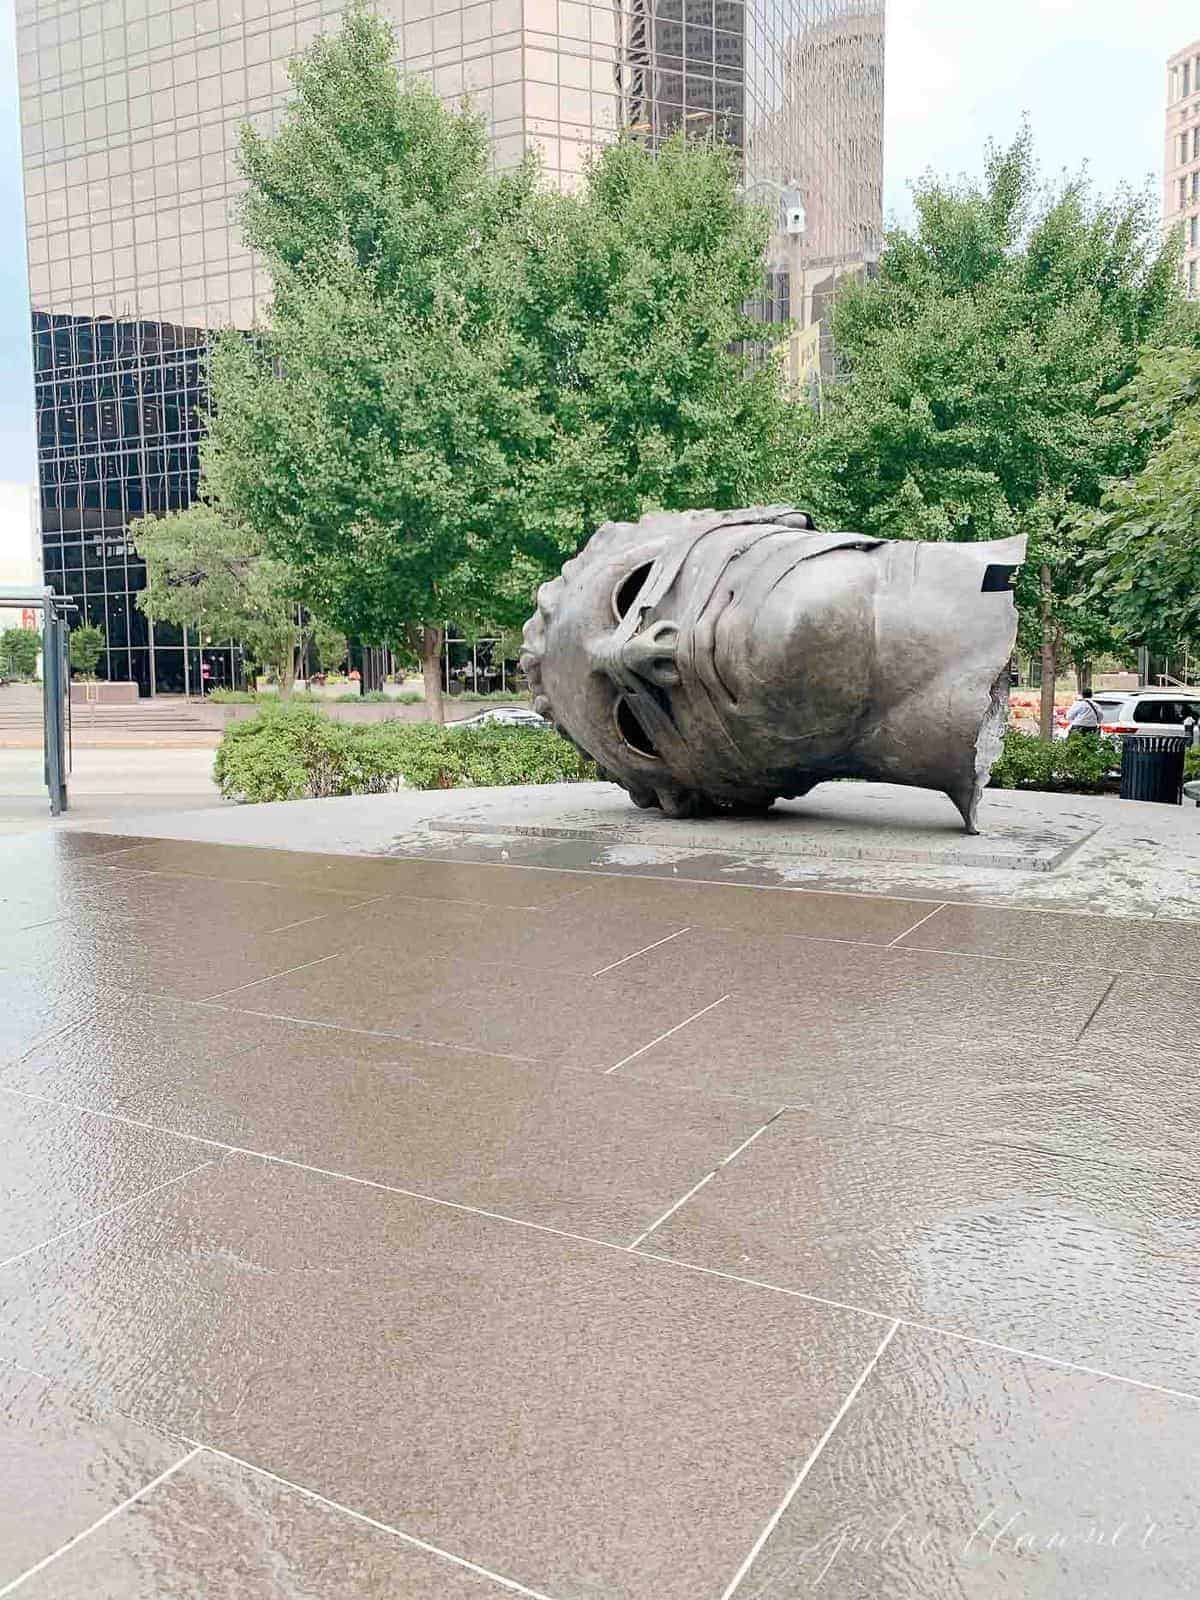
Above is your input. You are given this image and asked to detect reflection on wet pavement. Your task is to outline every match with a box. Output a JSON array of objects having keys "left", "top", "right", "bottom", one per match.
[{"left": 0, "top": 829, "right": 1196, "bottom": 1598}]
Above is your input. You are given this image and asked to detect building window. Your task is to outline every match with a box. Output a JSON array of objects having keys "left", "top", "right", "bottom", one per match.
[
  {"left": 1193, "top": 127, "right": 1200, "bottom": 161},
  {"left": 1190, "top": 260, "right": 1198, "bottom": 297},
  {"left": 1172, "top": 66, "right": 1181, "bottom": 101},
  {"left": 1182, "top": 131, "right": 1190, "bottom": 165},
  {"left": 1185, "top": 61, "right": 1192, "bottom": 97},
  {"left": 1181, "top": 177, "right": 1189, "bottom": 210},
  {"left": 1190, "top": 216, "right": 1199, "bottom": 249},
  {"left": 1192, "top": 171, "right": 1199, "bottom": 200}
]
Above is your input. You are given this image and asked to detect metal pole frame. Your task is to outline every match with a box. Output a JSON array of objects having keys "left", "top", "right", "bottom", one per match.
[{"left": 41, "top": 594, "right": 71, "bottom": 815}]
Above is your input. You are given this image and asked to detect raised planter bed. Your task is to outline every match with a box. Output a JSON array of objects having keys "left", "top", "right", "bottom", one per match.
[
  {"left": 194, "top": 700, "right": 530, "bottom": 730},
  {"left": 70, "top": 681, "right": 140, "bottom": 705}
]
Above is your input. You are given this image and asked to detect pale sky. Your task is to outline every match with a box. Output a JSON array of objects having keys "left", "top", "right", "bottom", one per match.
[{"left": 0, "top": 0, "right": 1197, "bottom": 490}]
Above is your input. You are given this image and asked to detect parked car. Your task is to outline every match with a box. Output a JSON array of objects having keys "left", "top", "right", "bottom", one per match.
[{"left": 1053, "top": 688, "right": 1200, "bottom": 742}]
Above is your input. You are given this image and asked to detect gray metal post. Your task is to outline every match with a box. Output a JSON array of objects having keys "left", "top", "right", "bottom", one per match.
[{"left": 42, "top": 602, "right": 68, "bottom": 816}]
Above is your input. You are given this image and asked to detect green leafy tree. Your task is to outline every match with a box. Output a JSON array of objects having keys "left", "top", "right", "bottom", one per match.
[
  {"left": 68, "top": 624, "right": 104, "bottom": 678},
  {"left": 0, "top": 627, "right": 40, "bottom": 679},
  {"left": 511, "top": 135, "right": 807, "bottom": 555},
  {"left": 797, "top": 128, "right": 1187, "bottom": 733},
  {"left": 197, "top": 7, "right": 802, "bottom": 722},
  {"left": 1078, "top": 346, "right": 1200, "bottom": 655},
  {"left": 131, "top": 502, "right": 326, "bottom": 695}
]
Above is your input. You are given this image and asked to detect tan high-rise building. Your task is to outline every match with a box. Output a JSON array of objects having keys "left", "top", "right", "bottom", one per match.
[
  {"left": 15, "top": 0, "right": 884, "bottom": 692},
  {"left": 1166, "top": 37, "right": 1200, "bottom": 299}
]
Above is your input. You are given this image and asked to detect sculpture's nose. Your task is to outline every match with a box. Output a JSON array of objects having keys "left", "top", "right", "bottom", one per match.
[{"left": 619, "top": 619, "right": 680, "bottom": 687}]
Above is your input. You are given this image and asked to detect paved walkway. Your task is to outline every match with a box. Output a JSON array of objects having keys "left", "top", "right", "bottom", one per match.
[
  {"left": 0, "top": 747, "right": 224, "bottom": 833},
  {"left": 0, "top": 820, "right": 1196, "bottom": 1597}
]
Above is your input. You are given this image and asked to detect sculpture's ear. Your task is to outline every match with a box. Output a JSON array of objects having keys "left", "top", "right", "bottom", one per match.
[
  {"left": 981, "top": 564, "right": 1019, "bottom": 592},
  {"left": 978, "top": 533, "right": 1026, "bottom": 591}
]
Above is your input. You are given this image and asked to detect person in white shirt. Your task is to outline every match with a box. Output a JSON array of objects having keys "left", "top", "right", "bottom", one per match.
[{"left": 1065, "top": 692, "right": 1101, "bottom": 736}]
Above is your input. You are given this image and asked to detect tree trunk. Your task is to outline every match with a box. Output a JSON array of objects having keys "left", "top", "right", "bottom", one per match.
[
  {"left": 1075, "top": 658, "right": 1092, "bottom": 697},
  {"left": 279, "top": 647, "right": 296, "bottom": 702},
  {"left": 421, "top": 625, "right": 445, "bottom": 725},
  {"left": 1039, "top": 564, "right": 1057, "bottom": 741}
]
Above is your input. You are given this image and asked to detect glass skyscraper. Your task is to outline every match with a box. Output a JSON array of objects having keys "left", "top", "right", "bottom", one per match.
[{"left": 16, "top": 0, "right": 884, "bottom": 692}]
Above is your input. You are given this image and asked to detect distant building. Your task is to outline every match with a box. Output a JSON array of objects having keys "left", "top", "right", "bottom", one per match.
[
  {"left": 0, "top": 480, "right": 42, "bottom": 636},
  {"left": 15, "top": 0, "right": 884, "bottom": 693},
  {"left": 1166, "top": 38, "right": 1200, "bottom": 299}
]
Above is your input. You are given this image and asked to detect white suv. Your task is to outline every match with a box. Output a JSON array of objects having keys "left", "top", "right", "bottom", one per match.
[{"left": 1055, "top": 688, "right": 1200, "bottom": 741}]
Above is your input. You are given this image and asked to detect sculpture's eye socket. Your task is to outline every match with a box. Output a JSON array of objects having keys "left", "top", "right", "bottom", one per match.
[
  {"left": 615, "top": 695, "right": 660, "bottom": 759},
  {"left": 612, "top": 563, "right": 654, "bottom": 622}
]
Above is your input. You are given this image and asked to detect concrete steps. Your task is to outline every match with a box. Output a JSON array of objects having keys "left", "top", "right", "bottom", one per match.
[{"left": 0, "top": 692, "right": 221, "bottom": 746}]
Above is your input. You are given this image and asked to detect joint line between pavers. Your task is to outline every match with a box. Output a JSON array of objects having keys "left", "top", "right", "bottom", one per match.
[
  {"left": 1074, "top": 972, "right": 1120, "bottom": 1042},
  {"left": 199, "top": 951, "right": 344, "bottom": 1003},
  {"left": 886, "top": 900, "right": 948, "bottom": 948},
  {"left": 717, "top": 1319, "right": 901, "bottom": 1600},
  {"left": 604, "top": 994, "right": 731, "bottom": 1074},
  {"left": 625, "top": 1106, "right": 789, "bottom": 1250},
  {"left": 592, "top": 926, "right": 691, "bottom": 977},
  {"left": 262, "top": 894, "right": 394, "bottom": 935},
  {"left": 0, "top": 1445, "right": 203, "bottom": 1598},
  {"left": 0, "top": 1083, "right": 623, "bottom": 1251},
  {"left": 0, "top": 1010, "right": 95, "bottom": 1072},
  {"left": 190, "top": 999, "right": 539, "bottom": 1064},
  {"left": 194, "top": 1446, "right": 565, "bottom": 1600},
  {"left": 898, "top": 1321, "right": 1200, "bottom": 1408},
  {"left": 0, "top": 1159, "right": 217, "bottom": 1272}
]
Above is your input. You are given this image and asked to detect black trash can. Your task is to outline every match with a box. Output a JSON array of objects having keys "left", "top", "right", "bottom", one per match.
[{"left": 1119, "top": 735, "right": 1186, "bottom": 805}]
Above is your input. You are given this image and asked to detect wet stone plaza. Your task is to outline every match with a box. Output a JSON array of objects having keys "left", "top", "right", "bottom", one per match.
[{"left": 1, "top": 823, "right": 1198, "bottom": 1598}]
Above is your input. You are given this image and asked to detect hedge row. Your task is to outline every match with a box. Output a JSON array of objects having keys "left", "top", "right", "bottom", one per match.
[
  {"left": 213, "top": 704, "right": 594, "bottom": 803},
  {"left": 215, "top": 709, "right": 1186, "bottom": 807},
  {"left": 988, "top": 729, "right": 1122, "bottom": 793}
]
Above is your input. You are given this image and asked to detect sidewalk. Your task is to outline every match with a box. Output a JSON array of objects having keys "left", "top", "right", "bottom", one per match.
[
  {"left": 0, "top": 746, "right": 225, "bottom": 833},
  {"left": 0, "top": 784, "right": 1196, "bottom": 1597}
]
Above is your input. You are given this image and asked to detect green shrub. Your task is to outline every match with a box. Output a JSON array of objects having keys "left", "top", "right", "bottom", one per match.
[
  {"left": 1186, "top": 744, "right": 1200, "bottom": 782},
  {"left": 209, "top": 688, "right": 260, "bottom": 703},
  {"left": 0, "top": 627, "right": 40, "bottom": 679},
  {"left": 989, "top": 729, "right": 1121, "bottom": 793},
  {"left": 68, "top": 623, "right": 105, "bottom": 677},
  {"left": 214, "top": 703, "right": 595, "bottom": 803}
]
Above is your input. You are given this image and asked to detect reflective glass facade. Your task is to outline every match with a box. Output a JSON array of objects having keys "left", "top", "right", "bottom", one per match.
[{"left": 16, "top": 0, "right": 883, "bottom": 690}]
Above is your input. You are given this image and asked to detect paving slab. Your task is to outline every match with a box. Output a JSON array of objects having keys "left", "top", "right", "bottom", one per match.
[
  {"left": 735, "top": 1325, "right": 1200, "bottom": 1599},
  {"left": 0, "top": 1155, "right": 886, "bottom": 1600},
  {"left": 0, "top": 1094, "right": 208, "bottom": 1263},
  {"left": 645, "top": 1114, "right": 1200, "bottom": 1394},
  {"left": 3, "top": 1018, "right": 778, "bottom": 1244},
  {"left": 894, "top": 899, "right": 1200, "bottom": 974},
  {"left": 9, "top": 1448, "right": 520, "bottom": 1600},
  {"left": 0, "top": 1360, "right": 187, "bottom": 1591}
]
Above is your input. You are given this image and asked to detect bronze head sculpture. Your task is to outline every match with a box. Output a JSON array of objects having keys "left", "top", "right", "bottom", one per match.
[{"left": 521, "top": 507, "right": 1025, "bottom": 833}]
